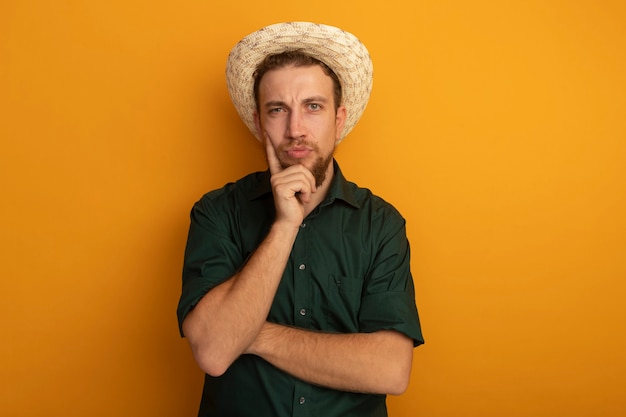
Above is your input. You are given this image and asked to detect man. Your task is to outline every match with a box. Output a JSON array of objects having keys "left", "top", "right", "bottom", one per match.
[{"left": 177, "top": 22, "right": 423, "bottom": 416}]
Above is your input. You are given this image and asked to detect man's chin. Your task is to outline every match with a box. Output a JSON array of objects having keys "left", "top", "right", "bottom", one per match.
[
  {"left": 278, "top": 154, "right": 333, "bottom": 188},
  {"left": 279, "top": 157, "right": 311, "bottom": 170}
]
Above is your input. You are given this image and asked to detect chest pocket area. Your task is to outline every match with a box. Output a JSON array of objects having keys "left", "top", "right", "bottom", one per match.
[{"left": 322, "top": 275, "right": 364, "bottom": 333}]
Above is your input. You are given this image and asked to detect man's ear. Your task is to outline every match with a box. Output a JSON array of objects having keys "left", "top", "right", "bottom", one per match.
[{"left": 335, "top": 106, "right": 347, "bottom": 143}]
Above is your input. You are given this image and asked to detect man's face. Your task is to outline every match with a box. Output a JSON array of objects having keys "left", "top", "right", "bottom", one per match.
[{"left": 254, "top": 64, "right": 346, "bottom": 186}]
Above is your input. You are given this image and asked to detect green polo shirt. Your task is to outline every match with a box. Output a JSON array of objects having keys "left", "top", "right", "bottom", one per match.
[{"left": 178, "top": 160, "right": 423, "bottom": 417}]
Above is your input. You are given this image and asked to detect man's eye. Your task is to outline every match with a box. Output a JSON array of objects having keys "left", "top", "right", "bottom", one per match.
[
  {"left": 308, "top": 103, "right": 321, "bottom": 111},
  {"left": 269, "top": 108, "right": 284, "bottom": 113}
]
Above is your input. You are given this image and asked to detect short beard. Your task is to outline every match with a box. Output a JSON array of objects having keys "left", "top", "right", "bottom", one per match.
[
  {"left": 280, "top": 151, "right": 334, "bottom": 188},
  {"left": 309, "top": 152, "right": 334, "bottom": 188}
]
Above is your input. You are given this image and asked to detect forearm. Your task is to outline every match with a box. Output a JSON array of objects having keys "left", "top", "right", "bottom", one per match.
[
  {"left": 247, "top": 322, "right": 414, "bottom": 395},
  {"left": 183, "top": 220, "right": 299, "bottom": 376}
]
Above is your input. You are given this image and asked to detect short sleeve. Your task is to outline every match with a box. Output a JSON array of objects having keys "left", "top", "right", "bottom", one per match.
[
  {"left": 358, "top": 213, "right": 424, "bottom": 346},
  {"left": 176, "top": 192, "right": 245, "bottom": 336}
]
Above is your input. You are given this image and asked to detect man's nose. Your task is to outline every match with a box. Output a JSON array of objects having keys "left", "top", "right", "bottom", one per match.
[{"left": 286, "top": 109, "right": 305, "bottom": 139}]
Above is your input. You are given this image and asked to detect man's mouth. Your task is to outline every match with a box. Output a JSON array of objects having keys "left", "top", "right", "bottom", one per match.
[{"left": 285, "top": 146, "right": 312, "bottom": 159}]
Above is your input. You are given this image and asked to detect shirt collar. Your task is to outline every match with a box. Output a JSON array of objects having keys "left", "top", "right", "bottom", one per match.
[{"left": 249, "top": 159, "right": 360, "bottom": 209}]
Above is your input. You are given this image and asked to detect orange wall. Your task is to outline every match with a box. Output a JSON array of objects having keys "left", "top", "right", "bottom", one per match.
[{"left": 1, "top": 1, "right": 625, "bottom": 416}]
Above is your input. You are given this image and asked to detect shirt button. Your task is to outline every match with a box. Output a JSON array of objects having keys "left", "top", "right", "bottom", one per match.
[
  {"left": 299, "top": 308, "right": 307, "bottom": 316},
  {"left": 300, "top": 223, "right": 307, "bottom": 228},
  {"left": 299, "top": 264, "right": 306, "bottom": 270},
  {"left": 299, "top": 397, "right": 306, "bottom": 405}
]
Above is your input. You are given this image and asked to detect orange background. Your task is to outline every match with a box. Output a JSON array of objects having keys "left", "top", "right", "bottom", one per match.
[{"left": 2, "top": 1, "right": 625, "bottom": 416}]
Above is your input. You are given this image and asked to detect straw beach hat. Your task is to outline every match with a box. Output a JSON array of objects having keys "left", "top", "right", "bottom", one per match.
[{"left": 226, "top": 22, "right": 373, "bottom": 143}]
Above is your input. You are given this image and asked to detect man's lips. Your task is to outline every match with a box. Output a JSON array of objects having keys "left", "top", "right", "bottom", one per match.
[{"left": 285, "top": 146, "right": 312, "bottom": 159}]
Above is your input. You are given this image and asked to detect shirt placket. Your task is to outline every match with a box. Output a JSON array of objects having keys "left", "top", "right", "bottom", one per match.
[{"left": 292, "top": 220, "right": 311, "bottom": 417}]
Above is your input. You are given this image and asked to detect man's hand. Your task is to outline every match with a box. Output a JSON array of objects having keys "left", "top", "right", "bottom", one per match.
[{"left": 265, "top": 138, "right": 317, "bottom": 226}]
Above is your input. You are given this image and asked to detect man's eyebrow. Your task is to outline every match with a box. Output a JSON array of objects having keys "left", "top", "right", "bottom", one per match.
[
  {"left": 262, "top": 100, "right": 288, "bottom": 109},
  {"left": 262, "top": 96, "right": 330, "bottom": 108},
  {"left": 303, "top": 96, "right": 329, "bottom": 104}
]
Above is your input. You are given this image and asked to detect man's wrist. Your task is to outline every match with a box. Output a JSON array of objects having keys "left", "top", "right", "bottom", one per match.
[{"left": 271, "top": 218, "right": 303, "bottom": 234}]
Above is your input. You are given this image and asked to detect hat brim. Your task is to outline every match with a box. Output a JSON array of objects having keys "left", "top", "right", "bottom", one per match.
[{"left": 226, "top": 22, "right": 373, "bottom": 143}]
